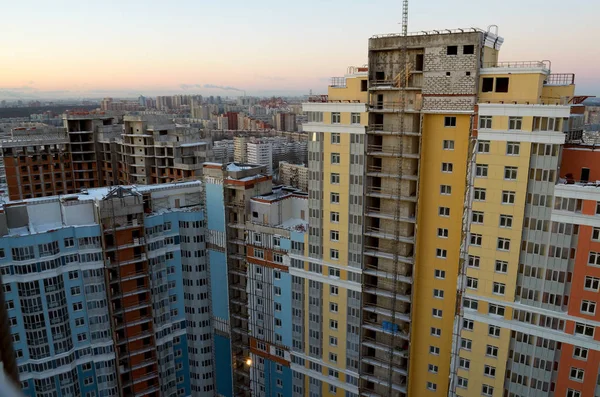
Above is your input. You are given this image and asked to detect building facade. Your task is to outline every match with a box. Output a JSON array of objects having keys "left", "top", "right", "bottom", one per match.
[{"left": 1, "top": 182, "right": 214, "bottom": 397}]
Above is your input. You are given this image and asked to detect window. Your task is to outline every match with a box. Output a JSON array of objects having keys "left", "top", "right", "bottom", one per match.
[
  {"left": 575, "top": 322, "right": 594, "bottom": 337},
  {"left": 330, "top": 173, "right": 340, "bottom": 184},
  {"left": 428, "top": 364, "right": 438, "bottom": 373},
  {"left": 274, "top": 286, "right": 282, "bottom": 296},
  {"left": 429, "top": 346, "right": 440, "bottom": 355},
  {"left": 331, "top": 113, "right": 341, "bottom": 124},
  {"left": 330, "top": 230, "right": 339, "bottom": 241},
  {"left": 71, "top": 286, "right": 81, "bottom": 295},
  {"left": 477, "top": 141, "right": 490, "bottom": 153},
  {"left": 459, "top": 358, "right": 470, "bottom": 370},
  {"left": 443, "top": 140, "right": 454, "bottom": 150},
  {"left": 436, "top": 248, "right": 447, "bottom": 258},
  {"left": 468, "top": 255, "right": 480, "bottom": 268},
  {"left": 588, "top": 252, "right": 600, "bottom": 266},
  {"left": 331, "top": 153, "right": 340, "bottom": 164},
  {"left": 330, "top": 320, "right": 338, "bottom": 330},
  {"left": 483, "top": 365, "right": 496, "bottom": 378},
  {"left": 474, "top": 188, "right": 486, "bottom": 201},
  {"left": 330, "top": 286, "right": 339, "bottom": 295},
  {"left": 482, "top": 384, "right": 494, "bottom": 396},
  {"left": 463, "top": 298, "right": 478, "bottom": 310},
  {"left": 457, "top": 377, "right": 468, "bottom": 388},
  {"left": 330, "top": 249, "right": 339, "bottom": 260},
  {"left": 495, "top": 77, "right": 509, "bottom": 92},
  {"left": 482, "top": 77, "right": 494, "bottom": 92},
  {"left": 472, "top": 211, "right": 484, "bottom": 224},
  {"left": 486, "top": 345, "right": 498, "bottom": 357},
  {"left": 466, "top": 277, "right": 478, "bottom": 289},
  {"left": 254, "top": 249, "right": 264, "bottom": 259},
  {"left": 461, "top": 338, "right": 472, "bottom": 350},
  {"left": 581, "top": 300, "right": 596, "bottom": 315},
  {"left": 570, "top": 367, "right": 584, "bottom": 382},
  {"left": 427, "top": 382, "right": 437, "bottom": 391},
  {"left": 470, "top": 233, "right": 482, "bottom": 246},
  {"left": 351, "top": 113, "right": 360, "bottom": 124},
  {"left": 64, "top": 237, "right": 74, "bottom": 248},
  {"left": 584, "top": 276, "right": 600, "bottom": 291},
  {"left": 329, "top": 268, "right": 340, "bottom": 278},
  {"left": 597, "top": 201, "right": 600, "bottom": 214},
  {"left": 433, "top": 289, "right": 444, "bottom": 298},
  {"left": 329, "top": 336, "right": 338, "bottom": 346},
  {"left": 329, "top": 385, "right": 337, "bottom": 394},
  {"left": 489, "top": 304, "right": 505, "bottom": 316},
  {"left": 330, "top": 212, "right": 339, "bottom": 223},
  {"left": 439, "top": 207, "right": 450, "bottom": 217},
  {"left": 492, "top": 282, "right": 505, "bottom": 296},
  {"left": 593, "top": 227, "right": 600, "bottom": 241},
  {"left": 329, "top": 352, "right": 338, "bottom": 363},
  {"left": 440, "top": 185, "right": 452, "bottom": 196},
  {"left": 567, "top": 389, "right": 582, "bottom": 397},
  {"left": 361, "top": 80, "right": 368, "bottom": 91},
  {"left": 476, "top": 164, "right": 488, "bottom": 177},
  {"left": 431, "top": 327, "right": 441, "bottom": 337},
  {"left": 573, "top": 346, "right": 588, "bottom": 360},
  {"left": 463, "top": 319, "right": 474, "bottom": 330},
  {"left": 507, "top": 141, "right": 520, "bottom": 155},
  {"left": 442, "top": 162, "right": 453, "bottom": 173},
  {"left": 437, "top": 228, "right": 449, "bottom": 238},
  {"left": 5, "top": 300, "right": 13, "bottom": 310},
  {"left": 274, "top": 270, "right": 281, "bottom": 279},
  {"left": 463, "top": 44, "right": 475, "bottom": 54},
  {"left": 434, "top": 269, "right": 445, "bottom": 279},
  {"left": 447, "top": 45, "right": 458, "bottom": 55},
  {"left": 499, "top": 215, "right": 513, "bottom": 228},
  {"left": 502, "top": 191, "right": 516, "bottom": 204},
  {"left": 488, "top": 325, "right": 501, "bottom": 337},
  {"left": 330, "top": 193, "right": 340, "bottom": 204},
  {"left": 274, "top": 302, "right": 282, "bottom": 311},
  {"left": 504, "top": 166, "right": 518, "bottom": 180},
  {"left": 509, "top": 117, "right": 522, "bottom": 130},
  {"left": 479, "top": 116, "right": 492, "bottom": 129},
  {"left": 431, "top": 308, "right": 443, "bottom": 318},
  {"left": 444, "top": 116, "right": 456, "bottom": 127}
]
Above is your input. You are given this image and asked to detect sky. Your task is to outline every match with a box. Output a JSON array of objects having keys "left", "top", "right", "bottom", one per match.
[{"left": 1, "top": 0, "right": 599, "bottom": 99}]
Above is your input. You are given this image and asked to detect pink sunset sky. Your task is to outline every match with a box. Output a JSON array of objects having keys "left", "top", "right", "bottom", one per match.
[{"left": 1, "top": 0, "right": 598, "bottom": 99}]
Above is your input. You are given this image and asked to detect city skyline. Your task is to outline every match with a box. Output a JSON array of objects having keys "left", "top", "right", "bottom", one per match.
[{"left": 2, "top": 0, "right": 599, "bottom": 100}]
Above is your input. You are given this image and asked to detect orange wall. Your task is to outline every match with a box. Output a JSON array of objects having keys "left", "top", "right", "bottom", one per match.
[
  {"left": 555, "top": 344, "right": 600, "bottom": 397},
  {"left": 561, "top": 147, "right": 600, "bottom": 181}
]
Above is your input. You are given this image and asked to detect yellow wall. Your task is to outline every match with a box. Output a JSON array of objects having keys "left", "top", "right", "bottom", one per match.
[
  {"left": 479, "top": 73, "right": 545, "bottom": 104},
  {"left": 410, "top": 113, "right": 471, "bottom": 395},
  {"left": 459, "top": 132, "right": 532, "bottom": 394},
  {"left": 328, "top": 76, "right": 369, "bottom": 103},
  {"left": 541, "top": 84, "right": 576, "bottom": 104}
]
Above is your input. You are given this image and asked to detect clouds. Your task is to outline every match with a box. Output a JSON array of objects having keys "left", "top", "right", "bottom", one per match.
[{"left": 180, "top": 83, "right": 244, "bottom": 92}]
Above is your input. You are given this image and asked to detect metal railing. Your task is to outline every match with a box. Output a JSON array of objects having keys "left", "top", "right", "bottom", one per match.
[
  {"left": 545, "top": 73, "right": 575, "bottom": 86},
  {"left": 483, "top": 60, "right": 549, "bottom": 69},
  {"left": 371, "top": 27, "right": 485, "bottom": 39},
  {"left": 329, "top": 77, "right": 347, "bottom": 88}
]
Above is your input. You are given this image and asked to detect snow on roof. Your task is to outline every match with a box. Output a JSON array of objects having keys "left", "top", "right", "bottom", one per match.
[{"left": 279, "top": 218, "right": 308, "bottom": 232}]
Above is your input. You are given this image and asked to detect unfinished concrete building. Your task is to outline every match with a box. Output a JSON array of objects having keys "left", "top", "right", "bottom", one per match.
[
  {"left": 2, "top": 112, "right": 215, "bottom": 199},
  {"left": 2, "top": 126, "right": 74, "bottom": 200}
]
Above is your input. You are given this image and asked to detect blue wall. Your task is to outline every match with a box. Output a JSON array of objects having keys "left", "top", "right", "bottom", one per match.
[
  {"left": 205, "top": 182, "right": 225, "bottom": 232},
  {"left": 209, "top": 250, "right": 229, "bottom": 321},
  {"left": 263, "top": 358, "right": 292, "bottom": 397},
  {"left": 273, "top": 271, "right": 292, "bottom": 348},
  {"left": 214, "top": 334, "right": 233, "bottom": 397}
]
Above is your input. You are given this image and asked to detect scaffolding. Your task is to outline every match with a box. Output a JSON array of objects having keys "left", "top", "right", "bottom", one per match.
[{"left": 361, "top": 1, "right": 415, "bottom": 396}]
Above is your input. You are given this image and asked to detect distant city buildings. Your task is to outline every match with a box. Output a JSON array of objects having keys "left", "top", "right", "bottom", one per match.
[{"left": 278, "top": 161, "right": 308, "bottom": 191}]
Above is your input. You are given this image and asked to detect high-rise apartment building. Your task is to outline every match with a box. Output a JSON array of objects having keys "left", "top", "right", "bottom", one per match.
[
  {"left": 1, "top": 181, "right": 214, "bottom": 397},
  {"left": 247, "top": 141, "right": 273, "bottom": 175}
]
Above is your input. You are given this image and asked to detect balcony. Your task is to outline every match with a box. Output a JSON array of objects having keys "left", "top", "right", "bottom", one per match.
[{"left": 482, "top": 60, "right": 550, "bottom": 71}]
